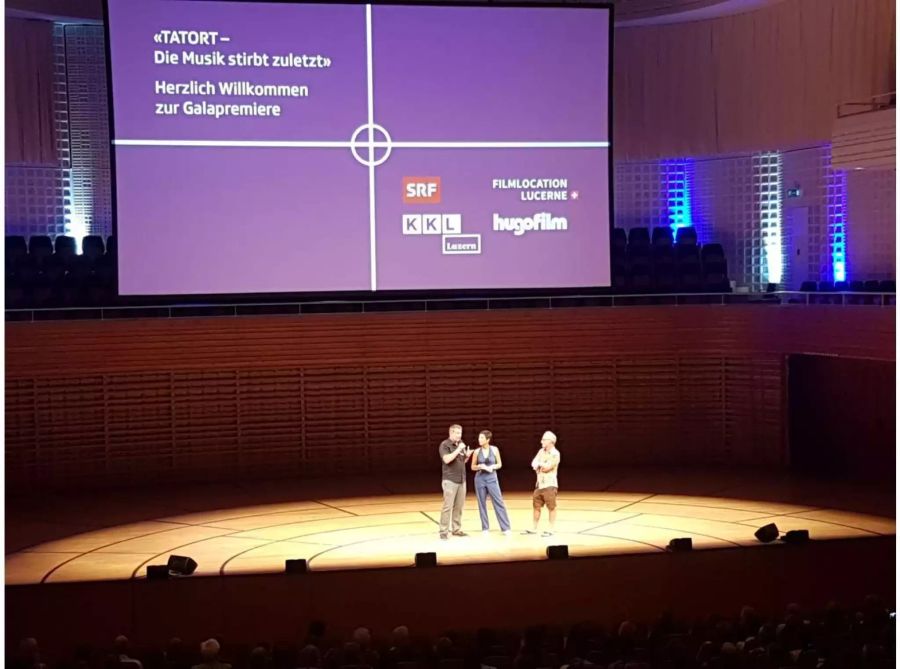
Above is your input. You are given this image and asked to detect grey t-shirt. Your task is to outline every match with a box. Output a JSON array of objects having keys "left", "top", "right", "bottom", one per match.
[{"left": 439, "top": 438, "right": 466, "bottom": 483}]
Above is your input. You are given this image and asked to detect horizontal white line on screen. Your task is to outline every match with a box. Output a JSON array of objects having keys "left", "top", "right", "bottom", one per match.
[
  {"left": 112, "top": 139, "right": 610, "bottom": 148},
  {"left": 113, "top": 139, "right": 351, "bottom": 147},
  {"left": 390, "top": 141, "right": 610, "bottom": 148}
]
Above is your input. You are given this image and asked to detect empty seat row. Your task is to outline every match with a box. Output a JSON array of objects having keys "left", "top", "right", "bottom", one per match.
[
  {"left": 611, "top": 227, "right": 730, "bottom": 293},
  {"left": 799, "top": 280, "right": 895, "bottom": 292},
  {"left": 612, "top": 225, "right": 698, "bottom": 252},
  {"left": 6, "top": 234, "right": 114, "bottom": 263},
  {"left": 6, "top": 235, "right": 118, "bottom": 308}
]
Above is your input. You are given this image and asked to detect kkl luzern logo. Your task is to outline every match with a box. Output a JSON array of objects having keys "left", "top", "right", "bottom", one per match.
[
  {"left": 402, "top": 214, "right": 461, "bottom": 236},
  {"left": 401, "top": 213, "right": 478, "bottom": 255}
]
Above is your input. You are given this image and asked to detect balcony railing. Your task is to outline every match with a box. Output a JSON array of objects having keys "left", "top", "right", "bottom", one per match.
[{"left": 5, "top": 290, "right": 895, "bottom": 322}]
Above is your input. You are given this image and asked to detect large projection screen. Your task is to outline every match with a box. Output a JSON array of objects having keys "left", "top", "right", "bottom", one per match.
[{"left": 105, "top": 0, "right": 613, "bottom": 296}]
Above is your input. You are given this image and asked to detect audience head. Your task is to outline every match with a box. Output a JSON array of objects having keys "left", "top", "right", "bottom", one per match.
[
  {"left": 12, "top": 597, "right": 893, "bottom": 669},
  {"left": 352, "top": 627, "right": 371, "bottom": 647},
  {"left": 200, "top": 639, "right": 221, "bottom": 661},
  {"left": 298, "top": 645, "right": 321, "bottom": 669},
  {"left": 617, "top": 620, "right": 638, "bottom": 640},
  {"left": 434, "top": 637, "right": 453, "bottom": 658},
  {"left": 248, "top": 646, "right": 269, "bottom": 669},
  {"left": 341, "top": 641, "right": 361, "bottom": 664},
  {"left": 18, "top": 638, "right": 41, "bottom": 667},
  {"left": 391, "top": 626, "right": 410, "bottom": 648}
]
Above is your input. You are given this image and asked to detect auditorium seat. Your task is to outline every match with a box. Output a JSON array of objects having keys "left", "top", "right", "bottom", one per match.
[
  {"left": 701, "top": 245, "right": 730, "bottom": 292},
  {"left": 86, "top": 273, "right": 115, "bottom": 307},
  {"left": 82, "top": 235, "right": 106, "bottom": 262},
  {"left": 813, "top": 280, "right": 834, "bottom": 304},
  {"left": 626, "top": 227, "right": 653, "bottom": 293},
  {"left": 701, "top": 243, "right": 725, "bottom": 262},
  {"left": 651, "top": 245, "right": 677, "bottom": 292},
  {"left": 54, "top": 235, "right": 77, "bottom": 262},
  {"left": 31, "top": 269, "right": 60, "bottom": 307},
  {"left": 84, "top": 235, "right": 117, "bottom": 305},
  {"left": 675, "top": 226, "right": 697, "bottom": 246},
  {"left": 28, "top": 235, "right": 53, "bottom": 263},
  {"left": 677, "top": 255, "right": 703, "bottom": 292},
  {"left": 834, "top": 281, "right": 849, "bottom": 291},
  {"left": 651, "top": 226, "right": 674, "bottom": 248},
  {"left": 5, "top": 253, "right": 35, "bottom": 309},
  {"left": 674, "top": 227, "right": 699, "bottom": 264},
  {"left": 62, "top": 251, "right": 94, "bottom": 306},
  {"left": 61, "top": 271, "right": 88, "bottom": 307},
  {"left": 675, "top": 241, "right": 700, "bottom": 265},
  {"left": 628, "top": 255, "right": 653, "bottom": 293},
  {"left": 864, "top": 279, "right": 881, "bottom": 292},
  {"left": 612, "top": 256, "right": 628, "bottom": 292},
  {"left": 800, "top": 281, "right": 817, "bottom": 292},
  {"left": 612, "top": 228, "right": 627, "bottom": 258},
  {"left": 849, "top": 280, "right": 865, "bottom": 292},
  {"left": 881, "top": 280, "right": 896, "bottom": 306},
  {"left": 6, "top": 235, "right": 27, "bottom": 267},
  {"left": 45, "top": 251, "right": 66, "bottom": 278},
  {"left": 627, "top": 240, "right": 651, "bottom": 260},
  {"left": 628, "top": 226, "right": 650, "bottom": 247}
]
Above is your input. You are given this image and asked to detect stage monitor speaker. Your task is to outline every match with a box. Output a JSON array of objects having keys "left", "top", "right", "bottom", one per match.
[
  {"left": 754, "top": 523, "right": 779, "bottom": 544},
  {"left": 146, "top": 564, "right": 169, "bottom": 580},
  {"left": 781, "top": 529, "right": 810, "bottom": 544},
  {"left": 286, "top": 559, "right": 308, "bottom": 574},
  {"left": 167, "top": 555, "right": 198, "bottom": 576},
  {"left": 546, "top": 545, "right": 569, "bottom": 560},
  {"left": 667, "top": 538, "right": 693, "bottom": 552},
  {"left": 415, "top": 552, "right": 437, "bottom": 568}
]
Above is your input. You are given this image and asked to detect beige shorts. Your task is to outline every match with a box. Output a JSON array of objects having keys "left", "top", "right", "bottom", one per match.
[{"left": 533, "top": 487, "right": 558, "bottom": 510}]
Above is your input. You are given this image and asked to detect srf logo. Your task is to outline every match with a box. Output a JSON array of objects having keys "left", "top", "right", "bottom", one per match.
[{"left": 403, "top": 176, "right": 441, "bottom": 204}]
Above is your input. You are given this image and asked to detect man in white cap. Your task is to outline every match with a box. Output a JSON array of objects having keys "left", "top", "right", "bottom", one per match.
[{"left": 522, "top": 431, "right": 561, "bottom": 537}]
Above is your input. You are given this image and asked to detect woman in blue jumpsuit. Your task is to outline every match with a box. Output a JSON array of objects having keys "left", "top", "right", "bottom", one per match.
[{"left": 471, "top": 429, "right": 512, "bottom": 534}]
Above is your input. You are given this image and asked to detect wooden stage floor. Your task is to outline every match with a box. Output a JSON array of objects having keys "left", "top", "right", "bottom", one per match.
[{"left": 6, "top": 467, "right": 895, "bottom": 585}]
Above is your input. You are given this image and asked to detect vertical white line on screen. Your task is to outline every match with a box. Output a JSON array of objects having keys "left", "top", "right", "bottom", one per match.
[{"left": 367, "top": 4, "right": 377, "bottom": 291}]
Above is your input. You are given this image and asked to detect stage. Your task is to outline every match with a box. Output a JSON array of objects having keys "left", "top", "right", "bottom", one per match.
[{"left": 6, "top": 467, "right": 894, "bottom": 585}]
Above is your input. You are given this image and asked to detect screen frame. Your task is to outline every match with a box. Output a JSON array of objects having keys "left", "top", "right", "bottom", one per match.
[{"left": 103, "top": 0, "right": 615, "bottom": 305}]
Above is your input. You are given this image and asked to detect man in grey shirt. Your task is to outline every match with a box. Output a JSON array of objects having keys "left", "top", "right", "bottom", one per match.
[{"left": 438, "top": 423, "right": 473, "bottom": 539}]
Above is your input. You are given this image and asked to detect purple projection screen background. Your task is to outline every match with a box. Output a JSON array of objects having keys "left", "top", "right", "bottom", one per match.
[{"left": 105, "top": 0, "right": 612, "bottom": 295}]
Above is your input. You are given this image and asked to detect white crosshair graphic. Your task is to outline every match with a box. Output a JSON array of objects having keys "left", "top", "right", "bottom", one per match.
[{"left": 350, "top": 123, "right": 392, "bottom": 167}]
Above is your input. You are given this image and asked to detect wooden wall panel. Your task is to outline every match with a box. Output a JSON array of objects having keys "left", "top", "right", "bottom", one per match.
[{"left": 5, "top": 306, "right": 893, "bottom": 490}]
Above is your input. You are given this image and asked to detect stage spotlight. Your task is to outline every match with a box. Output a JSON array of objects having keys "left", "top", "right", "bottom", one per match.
[
  {"left": 546, "top": 545, "right": 569, "bottom": 560},
  {"left": 781, "top": 529, "right": 810, "bottom": 544},
  {"left": 167, "top": 555, "right": 198, "bottom": 577},
  {"left": 754, "top": 523, "right": 779, "bottom": 543},
  {"left": 285, "top": 559, "right": 308, "bottom": 574},
  {"left": 146, "top": 565, "right": 169, "bottom": 580},
  {"left": 666, "top": 538, "right": 693, "bottom": 552},
  {"left": 415, "top": 552, "right": 437, "bottom": 568}
]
